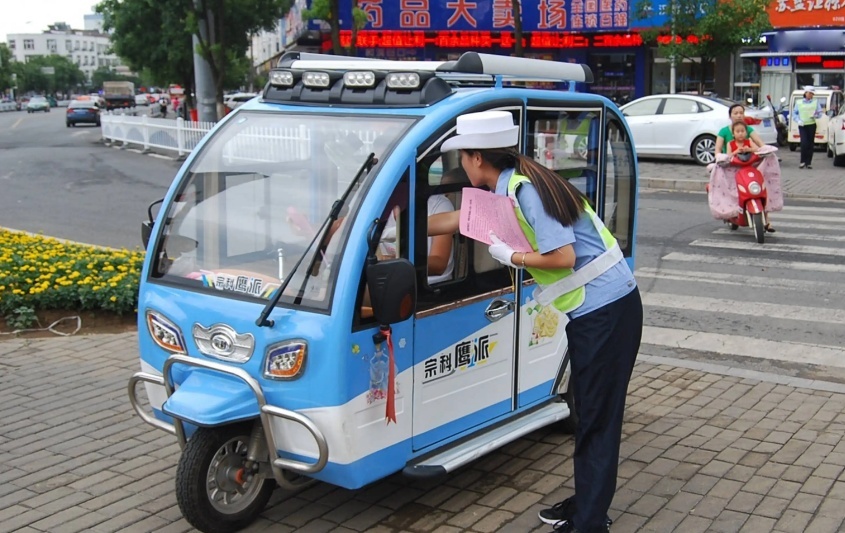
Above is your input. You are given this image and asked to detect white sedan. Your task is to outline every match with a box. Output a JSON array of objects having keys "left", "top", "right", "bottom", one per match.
[
  {"left": 620, "top": 94, "right": 778, "bottom": 165},
  {"left": 827, "top": 106, "right": 845, "bottom": 166}
]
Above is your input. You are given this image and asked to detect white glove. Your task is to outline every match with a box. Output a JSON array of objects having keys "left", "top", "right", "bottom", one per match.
[
  {"left": 488, "top": 232, "right": 520, "bottom": 269},
  {"left": 381, "top": 225, "right": 396, "bottom": 242}
]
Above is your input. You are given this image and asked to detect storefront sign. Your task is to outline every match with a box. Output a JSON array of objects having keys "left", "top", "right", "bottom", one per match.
[
  {"left": 324, "top": 0, "right": 631, "bottom": 32},
  {"left": 791, "top": 55, "right": 845, "bottom": 69},
  {"left": 330, "top": 30, "right": 649, "bottom": 49},
  {"left": 768, "top": 0, "right": 845, "bottom": 28}
]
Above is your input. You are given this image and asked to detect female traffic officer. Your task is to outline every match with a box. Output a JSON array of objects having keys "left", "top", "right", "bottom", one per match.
[{"left": 431, "top": 111, "right": 643, "bottom": 533}]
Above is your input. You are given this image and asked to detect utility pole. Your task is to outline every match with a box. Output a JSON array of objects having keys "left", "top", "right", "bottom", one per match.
[
  {"left": 669, "top": 0, "right": 677, "bottom": 94},
  {"left": 193, "top": 0, "right": 217, "bottom": 122}
]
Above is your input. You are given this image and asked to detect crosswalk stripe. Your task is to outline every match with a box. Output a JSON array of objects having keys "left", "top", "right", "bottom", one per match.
[
  {"left": 659, "top": 252, "right": 845, "bottom": 273},
  {"left": 760, "top": 213, "right": 845, "bottom": 223},
  {"left": 642, "top": 292, "right": 845, "bottom": 325},
  {"left": 642, "top": 326, "right": 845, "bottom": 368},
  {"left": 690, "top": 239, "right": 845, "bottom": 257},
  {"left": 780, "top": 205, "right": 845, "bottom": 214},
  {"left": 759, "top": 221, "right": 841, "bottom": 231},
  {"left": 635, "top": 267, "right": 844, "bottom": 293},
  {"left": 711, "top": 228, "right": 845, "bottom": 242}
]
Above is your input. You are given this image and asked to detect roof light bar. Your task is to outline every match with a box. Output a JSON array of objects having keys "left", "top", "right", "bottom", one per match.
[
  {"left": 386, "top": 72, "right": 420, "bottom": 89},
  {"left": 343, "top": 71, "right": 376, "bottom": 87},
  {"left": 302, "top": 71, "right": 331, "bottom": 88},
  {"left": 269, "top": 70, "right": 294, "bottom": 87}
]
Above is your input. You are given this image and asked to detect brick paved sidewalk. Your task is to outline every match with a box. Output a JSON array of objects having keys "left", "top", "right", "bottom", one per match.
[
  {"left": 637, "top": 148, "right": 845, "bottom": 201},
  {"left": 3, "top": 333, "right": 845, "bottom": 533}
]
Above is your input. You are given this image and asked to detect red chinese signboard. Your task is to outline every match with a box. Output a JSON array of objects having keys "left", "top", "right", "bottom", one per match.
[
  {"left": 768, "top": 0, "right": 845, "bottom": 28},
  {"left": 328, "top": 30, "right": 652, "bottom": 50}
]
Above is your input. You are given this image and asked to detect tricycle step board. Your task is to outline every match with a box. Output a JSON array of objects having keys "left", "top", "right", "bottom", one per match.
[{"left": 403, "top": 401, "right": 570, "bottom": 479}]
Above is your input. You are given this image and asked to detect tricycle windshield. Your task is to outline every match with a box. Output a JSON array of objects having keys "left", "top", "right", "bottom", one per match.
[{"left": 149, "top": 111, "right": 415, "bottom": 310}]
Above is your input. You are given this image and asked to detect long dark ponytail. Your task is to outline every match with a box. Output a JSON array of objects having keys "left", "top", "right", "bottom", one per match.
[{"left": 464, "top": 147, "right": 586, "bottom": 226}]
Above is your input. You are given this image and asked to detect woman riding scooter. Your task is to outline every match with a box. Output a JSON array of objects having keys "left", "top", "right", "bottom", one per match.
[{"left": 714, "top": 103, "right": 775, "bottom": 233}]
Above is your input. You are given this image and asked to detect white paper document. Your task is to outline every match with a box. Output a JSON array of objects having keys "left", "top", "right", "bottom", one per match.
[{"left": 458, "top": 188, "right": 533, "bottom": 253}]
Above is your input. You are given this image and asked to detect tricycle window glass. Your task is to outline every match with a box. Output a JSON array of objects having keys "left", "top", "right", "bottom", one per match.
[
  {"left": 528, "top": 109, "right": 601, "bottom": 205},
  {"left": 604, "top": 118, "right": 636, "bottom": 256},
  {"left": 150, "top": 112, "right": 415, "bottom": 310}
]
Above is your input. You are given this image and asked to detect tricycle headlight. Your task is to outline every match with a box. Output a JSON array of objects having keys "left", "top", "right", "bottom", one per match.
[
  {"left": 264, "top": 340, "right": 307, "bottom": 380},
  {"left": 146, "top": 310, "right": 186, "bottom": 353},
  {"left": 748, "top": 181, "right": 762, "bottom": 195}
]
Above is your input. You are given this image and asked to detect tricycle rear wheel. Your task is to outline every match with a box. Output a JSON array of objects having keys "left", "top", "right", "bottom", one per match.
[{"left": 176, "top": 424, "right": 276, "bottom": 533}]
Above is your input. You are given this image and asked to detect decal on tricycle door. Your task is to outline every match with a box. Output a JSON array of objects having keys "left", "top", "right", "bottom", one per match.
[
  {"left": 422, "top": 334, "right": 497, "bottom": 383},
  {"left": 526, "top": 301, "right": 561, "bottom": 348}
]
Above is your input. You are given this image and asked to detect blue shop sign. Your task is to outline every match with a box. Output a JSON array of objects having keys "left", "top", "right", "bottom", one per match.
[{"left": 315, "top": 0, "right": 632, "bottom": 32}]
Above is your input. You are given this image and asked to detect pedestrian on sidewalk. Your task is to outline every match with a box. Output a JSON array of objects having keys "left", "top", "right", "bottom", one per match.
[
  {"left": 429, "top": 111, "right": 644, "bottom": 533},
  {"left": 793, "top": 86, "right": 823, "bottom": 169}
]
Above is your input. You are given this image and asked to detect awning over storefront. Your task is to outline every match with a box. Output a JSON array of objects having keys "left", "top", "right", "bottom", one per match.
[{"left": 741, "top": 51, "right": 845, "bottom": 58}]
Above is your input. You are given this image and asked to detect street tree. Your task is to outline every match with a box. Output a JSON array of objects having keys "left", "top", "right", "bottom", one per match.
[
  {"left": 12, "top": 56, "right": 86, "bottom": 95},
  {"left": 0, "top": 44, "right": 13, "bottom": 95},
  {"left": 634, "top": 0, "right": 771, "bottom": 94},
  {"left": 188, "top": 0, "right": 293, "bottom": 117},
  {"left": 303, "top": 0, "right": 367, "bottom": 55},
  {"left": 97, "top": 0, "right": 195, "bottom": 102}
]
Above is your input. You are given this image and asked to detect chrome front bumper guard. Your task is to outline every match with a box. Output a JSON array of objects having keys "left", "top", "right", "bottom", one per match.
[{"left": 128, "top": 353, "right": 329, "bottom": 482}]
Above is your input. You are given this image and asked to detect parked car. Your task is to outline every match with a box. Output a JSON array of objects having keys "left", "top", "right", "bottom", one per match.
[
  {"left": 620, "top": 94, "right": 777, "bottom": 165},
  {"left": 827, "top": 104, "right": 845, "bottom": 166},
  {"left": 223, "top": 92, "right": 257, "bottom": 112},
  {"left": 26, "top": 96, "right": 50, "bottom": 113},
  {"left": 66, "top": 100, "right": 101, "bottom": 127}
]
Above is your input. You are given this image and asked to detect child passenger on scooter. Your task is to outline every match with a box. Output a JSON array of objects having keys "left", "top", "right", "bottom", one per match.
[{"left": 727, "top": 121, "right": 758, "bottom": 157}]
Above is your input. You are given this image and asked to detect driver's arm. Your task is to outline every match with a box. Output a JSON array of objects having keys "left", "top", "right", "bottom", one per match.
[
  {"left": 749, "top": 130, "right": 765, "bottom": 149},
  {"left": 428, "top": 211, "right": 460, "bottom": 236},
  {"left": 714, "top": 135, "right": 726, "bottom": 155}
]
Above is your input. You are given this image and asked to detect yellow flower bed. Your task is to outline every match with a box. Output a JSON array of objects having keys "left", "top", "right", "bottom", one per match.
[{"left": 0, "top": 230, "right": 144, "bottom": 328}]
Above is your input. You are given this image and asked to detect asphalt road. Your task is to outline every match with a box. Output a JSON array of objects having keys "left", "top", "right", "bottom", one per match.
[
  {"left": 0, "top": 108, "right": 180, "bottom": 250},
  {"left": 2, "top": 109, "right": 845, "bottom": 381}
]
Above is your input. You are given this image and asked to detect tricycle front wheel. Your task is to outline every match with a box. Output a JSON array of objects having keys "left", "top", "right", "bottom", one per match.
[{"left": 176, "top": 424, "right": 276, "bottom": 533}]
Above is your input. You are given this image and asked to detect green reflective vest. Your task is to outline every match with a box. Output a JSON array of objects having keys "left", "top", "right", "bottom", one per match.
[
  {"left": 796, "top": 98, "right": 819, "bottom": 125},
  {"left": 507, "top": 172, "right": 618, "bottom": 313}
]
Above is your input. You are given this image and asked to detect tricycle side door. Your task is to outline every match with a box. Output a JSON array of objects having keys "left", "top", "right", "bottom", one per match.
[{"left": 410, "top": 108, "right": 523, "bottom": 451}]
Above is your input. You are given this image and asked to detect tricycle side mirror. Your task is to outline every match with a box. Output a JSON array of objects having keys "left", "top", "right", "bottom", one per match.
[
  {"left": 366, "top": 259, "right": 417, "bottom": 325},
  {"left": 141, "top": 221, "right": 154, "bottom": 248},
  {"left": 142, "top": 198, "right": 165, "bottom": 248}
]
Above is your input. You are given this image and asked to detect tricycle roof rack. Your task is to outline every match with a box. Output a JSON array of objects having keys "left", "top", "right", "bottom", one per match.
[
  {"left": 263, "top": 52, "right": 593, "bottom": 108},
  {"left": 277, "top": 51, "right": 593, "bottom": 84}
]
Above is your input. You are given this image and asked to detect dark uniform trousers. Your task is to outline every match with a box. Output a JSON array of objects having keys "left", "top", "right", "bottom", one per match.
[
  {"left": 799, "top": 123, "right": 817, "bottom": 166},
  {"left": 566, "top": 287, "right": 643, "bottom": 533}
]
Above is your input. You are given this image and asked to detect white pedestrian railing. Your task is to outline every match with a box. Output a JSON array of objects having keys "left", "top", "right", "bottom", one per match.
[
  {"left": 0, "top": 102, "right": 17, "bottom": 112},
  {"left": 100, "top": 112, "right": 215, "bottom": 157}
]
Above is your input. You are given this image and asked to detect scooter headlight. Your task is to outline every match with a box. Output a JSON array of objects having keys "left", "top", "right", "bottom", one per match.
[
  {"left": 146, "top": 310, "right": 186, "bottom": 353},
  {"left": 264, "top": 340, "right": 307, "bottom": 380},
  {"left": 748, "top": 181, "right": 762, "bottom": 195}
]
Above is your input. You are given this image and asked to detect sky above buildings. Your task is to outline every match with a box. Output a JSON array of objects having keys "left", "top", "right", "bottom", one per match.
[{"left": 2, "top": 1, "right": 96, "bottom": 40}]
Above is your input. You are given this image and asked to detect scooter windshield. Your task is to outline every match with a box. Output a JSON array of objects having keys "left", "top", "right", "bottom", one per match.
[{"left": 149, "top": 111, "right": 414, "bottom": 311}]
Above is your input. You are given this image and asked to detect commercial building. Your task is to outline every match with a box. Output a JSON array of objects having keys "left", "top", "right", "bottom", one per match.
[
  {"left": 741, "top": 4, "right": 845, "bottom": 106},
  {"left": 5, "top": 22, "right": 128, "bottom": 82}
]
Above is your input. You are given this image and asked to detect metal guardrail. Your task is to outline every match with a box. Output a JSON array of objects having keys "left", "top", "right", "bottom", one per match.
[{"left": 100, "top": 112, "right": 214, "bottom": 157}]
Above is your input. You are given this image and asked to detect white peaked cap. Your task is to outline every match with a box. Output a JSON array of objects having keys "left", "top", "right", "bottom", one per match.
[
  {"left": 804, "top": 85, "right": 815, "bottom": 93},
  {"left": 441, "top": 111, "right": 519, "bottom": 152}
]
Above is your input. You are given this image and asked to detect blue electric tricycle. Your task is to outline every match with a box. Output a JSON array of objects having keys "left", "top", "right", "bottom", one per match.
[{"left": 128, "top": 51, "right": 638, "bottom": 533}]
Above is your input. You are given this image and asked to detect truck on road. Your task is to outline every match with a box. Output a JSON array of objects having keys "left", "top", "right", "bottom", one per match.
[{"left": 102, "top": 81, "right": 136, "bottom": 110}]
